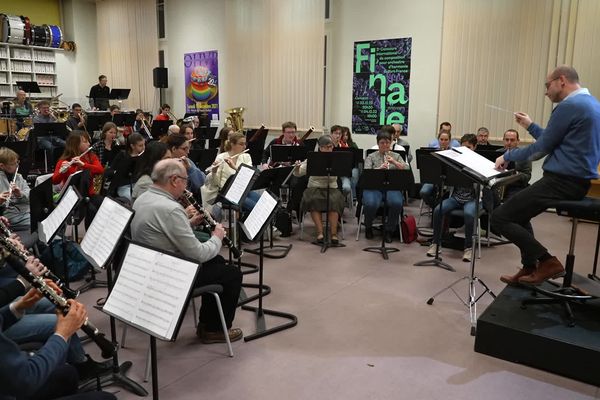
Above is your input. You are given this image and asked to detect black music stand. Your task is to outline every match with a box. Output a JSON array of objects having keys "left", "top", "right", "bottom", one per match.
[
  {"left": 86, "top": 112, "right": 112, "bottom": 133},
  {"left": 111, "top": 112, "right": 135, "bottom": 127},
  {"left": 109, "top": 88, "right": 131, "bottom": 111},
  {"left": 195, "top": 126, "right": 218, "bottom": 139},
  {"left": 270, "top": 145, "right": 308, "bottom": 166},
  {"left": 189, "top": 149, "right": 218, "bottom": 172},
  {"left": 360, "top": 169, "right": 414, "bottom": 260},
  {"left": 150, "top": 120, "right": 172, "bottom": 139},
  {"left": 29, "top": 177, "right": 54, "bottom": 234},
  {"left": 16, "top": 81, "right": 41, "bottom": 99},
  {"left": 476, "top": 144, "right": 503, "bottom": 151},
  {"left": 245, "top": 166, "right": 294, "bottom": 259},
  {"left": 30, "top": 123, "right": 68, "bottom": 172},
  {"left": 238, "top": 191, "right": 298, "bottom": 341},
  {"left": 246, "top": 127, "right": 268, "bottom": 166},
  {"left": 424, "top": 148, "right": 516, "bottom": 335},
  {"left": 306, "top": 151, "right": 353, "bottom": 253}
]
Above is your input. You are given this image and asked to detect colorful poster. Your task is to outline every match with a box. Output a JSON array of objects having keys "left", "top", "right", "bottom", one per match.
[
  {"left": 352, "top": 37, "right": 411, "bottom": 135},
  {"left": 184, "top": 50, "right": 219, "bottom": 120}
]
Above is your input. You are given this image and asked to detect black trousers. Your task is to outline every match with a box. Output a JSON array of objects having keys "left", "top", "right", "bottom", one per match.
[
  {"left": 491, "top": 172, "right": 590, "bottom": 267},
  {"left": 195, "top": 255, "right": 243, "bottom": 332},
  {"left": 25, "top": 364, "right": 116, "bottom": 400}
]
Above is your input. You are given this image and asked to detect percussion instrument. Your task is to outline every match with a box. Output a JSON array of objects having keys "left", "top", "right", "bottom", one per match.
[
  {"left": 1, "top": 14, "right": 26, "bottom": 45},
  {"left": 31, "top": 25, "right": 48, "bottom": 47},
  {"left": 47, "top": 24, "right": 63, "bottom": 48}
]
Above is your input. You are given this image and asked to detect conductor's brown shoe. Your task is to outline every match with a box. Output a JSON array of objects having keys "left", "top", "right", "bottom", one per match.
[
  {"left": 518, "top": 256, "right": 565, "bottom": 285},
  {"left": 198, "top": 327, "right": 243, "bottom": 344},
  {"left": 500, "top": 267, "right": 535, "bottom": 285}
]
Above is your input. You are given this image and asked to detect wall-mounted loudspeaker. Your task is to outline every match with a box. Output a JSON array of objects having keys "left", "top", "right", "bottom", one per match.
[{"left": 153, "top": 67, "right": 168, "bottom": 88}]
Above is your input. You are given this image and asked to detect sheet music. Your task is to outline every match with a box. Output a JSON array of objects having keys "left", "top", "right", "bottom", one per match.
[
  {"left": 57, "top": 170, "right": 83, "bottom": 201},
  {"left": 224, "top": 165, "right": 255, "bottom": 205},
  {"left": 80, "top": 197, "right": 133, "bottom": 268},
  {"left": 437, "top": 146, "right": 503, "bottom": 179},
  {"left": 241, "top": 191, "right": 277, "bottom": 240},
  {"left": 39, "top": 186, "right": 79, "bottom": 243},
  {"left": 103, "top": 243, "right": 198, "bottom": 341}
]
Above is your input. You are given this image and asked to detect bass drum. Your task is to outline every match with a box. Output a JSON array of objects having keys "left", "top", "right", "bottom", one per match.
[
  {"left": 31, "top": 25, "right": 47, "bottom": 47},
  {"left": 47, "top": 25, "right": 63, "bottom": 48},
  {"left": 2, "top": 14, "right": 26, "bottom": 44},
  {"left": 43, "top": 25, "right": 52, "bottom": 47}
]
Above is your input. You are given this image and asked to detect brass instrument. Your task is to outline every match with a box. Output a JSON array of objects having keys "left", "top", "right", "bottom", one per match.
[
  {"left": 51, "top": 106, "right": 69, "bottom": 123},
  {"left": 224, "top": 107, "right": 245, "bottom": 132}
]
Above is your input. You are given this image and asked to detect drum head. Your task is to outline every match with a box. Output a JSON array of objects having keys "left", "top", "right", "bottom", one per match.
[
  {"left": 43, "top": 25, "right": 51, "bottom": 47},
  {"left": 5, "top": 15, "right": 25, "bottom": 44},
  {"left": 32, "top": 25, "right": 46, "bottom": 47},
  {"left": 48, "top": 25, "right": 62, "bottom": 48}
]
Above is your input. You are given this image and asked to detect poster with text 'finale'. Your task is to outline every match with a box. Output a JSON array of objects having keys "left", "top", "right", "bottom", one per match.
[
  {"left": 184, "top": 50, "right": 219, "bottom": 120},
  {"left": 352, "top": 37, "right": 411, "bottom": 135}
]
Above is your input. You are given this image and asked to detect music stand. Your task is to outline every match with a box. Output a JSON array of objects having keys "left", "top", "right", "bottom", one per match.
[
  {"left": 29, "top": 177, "right": 54, "bottom": 234},
  {"left": 195, "top": 126, "right": 218, "bottom": 139},
  {"left": 238, "top": 191, "right": 298, "bottom": 341},
  {"left": 302, "top": 138, "right": 318, "bottom": 151},
  {"left": 475, "top": 149, "right": 503, "bottom": 162},
  {"left": 246, "top": 127, "right": 268, "bottom": 166},
  {"left": 333, "top": 147, "right": 364, "bottom": 169},
  {"left": 306, "top": 151, "right": 353, "bottom": 253},
  {"left": 30, "top": 123, "right": 68, "bottom": 172},
  {"left": 16, "top": 81, "right": 41, "bottom": 99},
  {"left": 111, "top": 112, "right": 136, "bottom": 127},
  {"left": 476, "top": 144, "right": 503, "bottom": 151},
  {"left": 150, "top": 120, "right": 172, "bottom": 138},
  {"left": 424, "top": 147, "right": 517, "bottom": 335},
  {"left": 270, "top": 145, "right": 308, "bottom": 167},
  {"left": 102, "top": 240, "right": 198, "bottom": 399},
  {"left": 359, "top": 169, "right": 414, "bottom": 259},
  {"left": 86, "top": 112, "right": 112, "bottom": 133},
  {"left": 188, "top": 149, "right": 218, "bottom": 172}
]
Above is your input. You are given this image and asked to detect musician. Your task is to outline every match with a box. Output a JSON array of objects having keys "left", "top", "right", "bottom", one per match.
[
  {"left": 201, "top": 132, "right": 259, "bottom": 210},
  {"left": 65, "top": 103, "right": 86, "bottom": 132},
  {"left": 153, "top": 104, "right": 171, "bottom": 121},
  {"left": 10, "top": 90, "right": 33, "bottom": 130},
  {"left": 362, "top": 131, "right": 409, "bottom": 242},
  {"left": 340, "top": 126, "right": 357, "bottom": 148},
  {"left": 293, "top": 135, "right": 344, "bottom": 245},
  {"left": 0, "top": 149, "right": 32, "bottom": 246},
  {"left": 371, "top": 125, "right": 405, "bottom": 152},
  {"left": 166, "top": 134, "right": 206, "bottom": 195},
  {"left": 420, "top": 130, "right": 459, "bottom": 207},
  {"left": 477, "top": 127, "right": 490, "bottom": 145},
  {"left": 88, "top": 74, "right": 110, "bottom": 111},
  {"left": 52, "top": 131, "right": 104, "bottom": 197},
  {"left": 427, "top": 122, "right": 460, "bottom": 148},
  {"left": 427, "top": 134, "right": 480, "bottom": 262},
  {"left": 181, "top": 123, "right": 195, "bottom": 141},
  {"left": 494, "top": 66, "right": 600, "bottom": 285},
  {"left": 132, "top": 141, "right": 171, "bottom": 202},
  {"left": 331, "top": 124, "right": 357, "bottom": 203},
  {"left": 217, "top": 127, "right": 234, "bottom": 153},
  {"left": 392, "top": 124, "right": 413, "bottom": 163},
  {"left": 131, "top": 159, "right": 243, "bottom": 344},
  {"left": 261, "top": 121, "right": 299, "bottom": 165},
  {"left": 499, "top": 129, "right": 532, "bottom": 199},
  {"left": 133, "top": 109, "right": 153, "bottom": 139},
  {"left": 167, "top": 124, "right": 180, "bottom": 136},
  {"left": 104, "top": 133, "right": 145, "bottom": 200},
  {"left": 91, "top": 122, "right": 119, "bottom": 167}
]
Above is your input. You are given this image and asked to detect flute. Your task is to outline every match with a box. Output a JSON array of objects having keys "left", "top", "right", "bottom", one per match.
[
  {"left": 6, "top": 164, "right": 18, "bottom": 205},
  {"left": 205, "top": 149, "right": 250, "bottom": 173},
  {"left": 0, "top": 236, "right": 115, "bottom": 358},
  {"left": 59, "top": 147, "right": 93, "bottom": 174}
]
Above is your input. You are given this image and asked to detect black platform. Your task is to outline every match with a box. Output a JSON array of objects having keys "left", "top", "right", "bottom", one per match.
[{"left": 475, "top": 274, "right": 600, "bottom": 386}]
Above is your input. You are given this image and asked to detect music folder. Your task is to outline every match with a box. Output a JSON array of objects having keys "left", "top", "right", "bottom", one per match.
[
  {"left": 38, "top": 185, "right": 82, "bottom": 244},
  {"left": 240, "top": 191, "right": 279, "bottom": 241},
  {"left": 221, "top": 163, "right": 259, "bottom": 207}
]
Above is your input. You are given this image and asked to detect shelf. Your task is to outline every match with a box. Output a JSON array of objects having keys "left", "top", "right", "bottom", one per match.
[
  {"left": 1, "top": 43, "right": 63, "bottom": 52},
  {"left": 33, "top": 60, "right": 55, "bottom": 63},
  {"left": 34, "top": 72, "right": 56, "bottom": 75}
]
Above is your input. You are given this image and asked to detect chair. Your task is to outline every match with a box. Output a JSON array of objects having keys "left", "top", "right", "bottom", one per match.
[{"left": 355, "top": 200, "right": 403, "bottom": 242}]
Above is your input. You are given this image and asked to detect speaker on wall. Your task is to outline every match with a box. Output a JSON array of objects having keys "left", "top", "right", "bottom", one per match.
[{"left": 153, "top": 67, "right": 168, "bottom": 88}]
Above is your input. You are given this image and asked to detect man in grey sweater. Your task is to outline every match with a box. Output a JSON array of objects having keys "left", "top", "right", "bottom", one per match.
[{"left": 131, "top": 159, "right": 243, "bottom": 343}]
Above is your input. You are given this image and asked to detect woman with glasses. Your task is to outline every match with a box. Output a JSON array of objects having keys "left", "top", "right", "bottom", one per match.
[{"left": 166, "top": 134, "right": 206, "bottom": 196}]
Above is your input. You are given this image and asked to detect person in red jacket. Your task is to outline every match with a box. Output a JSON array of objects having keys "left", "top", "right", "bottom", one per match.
[{"left": 52, "top": 131, "right": 104, "bottom": 196}]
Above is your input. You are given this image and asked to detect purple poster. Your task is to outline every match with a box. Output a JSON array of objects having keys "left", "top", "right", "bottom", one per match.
[
  {"left": 184, "top": 50, "right": 219, "bottom": 120},
  {"left": 352, "top": 37, "right": 411, "bottom": 135}
]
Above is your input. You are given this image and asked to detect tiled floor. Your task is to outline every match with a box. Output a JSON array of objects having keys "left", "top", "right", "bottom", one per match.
[{"left": 79, "top": 199, "right": 600, "bottom": 399}]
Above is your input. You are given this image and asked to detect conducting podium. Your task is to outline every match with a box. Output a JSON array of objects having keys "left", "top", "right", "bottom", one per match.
[{"left": 423, "top": 146, "right": 520, "bottom": 335}]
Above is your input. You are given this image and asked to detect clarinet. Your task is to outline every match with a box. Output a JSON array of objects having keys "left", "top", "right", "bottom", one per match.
[
  {"left": 0, "top": 220, "right": 80, "bottom": 299},
  {"left": 0, "top": 236, "right": 116, "bottom": 359},
  {"left": 181, "top": 190, "right": 243, "bottom": 259}
]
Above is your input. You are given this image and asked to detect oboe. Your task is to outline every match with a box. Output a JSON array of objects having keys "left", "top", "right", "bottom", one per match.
[
  {"left": 180, "top": 190, "right": 243, "bottom": 259},
  {"left": 0, "top": 237, "right": 116, "bottom": 358},
  {"left": 0, "top": 220, "right": 79, "bottom": 299}
]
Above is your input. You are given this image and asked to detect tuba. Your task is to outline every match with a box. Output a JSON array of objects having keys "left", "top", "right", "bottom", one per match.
[{"left": 224, "top": 107, "right": 245, "bottom": 132}]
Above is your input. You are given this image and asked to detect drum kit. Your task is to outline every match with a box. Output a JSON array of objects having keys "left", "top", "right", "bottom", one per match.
[{"left": 0, "top": 14, "right": 63, "bottom": 48}]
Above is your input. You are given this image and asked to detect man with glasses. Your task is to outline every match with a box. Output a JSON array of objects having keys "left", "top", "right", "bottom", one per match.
[
  {"left": 493, "top": 66, "right": 600, "bottom": 285},
  {"left": 66, "top": 103, "right": 86, "bottom": 131},
  {"left": 476, "top": 127, "right": 490, "bottom": 146},
  {"left": 131, "top": 159, "right": 243, "bottom": 344}
]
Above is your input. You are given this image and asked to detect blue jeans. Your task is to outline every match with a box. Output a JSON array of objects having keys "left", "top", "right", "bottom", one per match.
[
  {"left": 420, "top": 183, "right": 436, "bottom": 207},
  {"left": 242, "top": 190, "right": 261, "bottom": 212},
  {"left": 432, "top": 197, "right": 479, "bottom": 249},
  {"left": 341, "top": 167, "right": 359, "bottom": 201},
  {"left": 4, "top": 298, "right": 87, "bottom": 364},
  {"left": 362, "top": 190, "right": 404, "bottom": 231}
]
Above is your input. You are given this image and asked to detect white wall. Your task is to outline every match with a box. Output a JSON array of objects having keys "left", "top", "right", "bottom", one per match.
[
  {"left": 327, "top": 0, "right": 444, "bottom": 167},
  {"left": 57, "top": 0, "right": 98, "bottom": 107},
  {"left": 160, "top": 0, "right": 228, "bottom": 119}
]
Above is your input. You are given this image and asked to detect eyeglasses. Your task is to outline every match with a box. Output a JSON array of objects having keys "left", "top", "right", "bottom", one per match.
[
  {"left": 544, "top": 77, "right": 559, "bottom": 89},
  {"left": 174, "top": 175, "right": 188, "bottom": 182}
]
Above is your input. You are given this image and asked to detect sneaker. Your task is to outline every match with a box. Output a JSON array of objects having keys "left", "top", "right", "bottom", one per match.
[
  {"left": 197, "top": 327, "right": 243, "bottom": 344},
  {"left": 74, "top": 354, "right": 113, "bottom": 382},
  {"left": 462, "top": 248, "right": 472, "bottom": 262},
  {"left": 426, "top": 243, "right": 439, "bottom": 257}
]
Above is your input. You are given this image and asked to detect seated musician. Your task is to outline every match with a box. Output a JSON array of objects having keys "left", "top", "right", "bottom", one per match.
[
  {"left": 133, "top": 109, "right": 152, "bottom": 138},
  {"left": 426, "top": 134, "right": 480, "bottom": 262},
  {"left": 340, "top": 126, "right": 358, "bottom": 148},
  {"left": 91, "top": 122, "right": 119, "bottom": 167},
  {"left": 420, "top": 129, "right": 458, "bottom": 207},
  {"left": 201, "top": 132, "right": 259, "bottom": 211},
  {"left": 331, "top": 124, "right": 357, "bottom": 203},
  {"left": 362, "top": 130, "right": 409, "bottom": 242},
  {"left": 33, "top": 101, "right": 66, "bottom": 164},
  {"left": 371, "top": 125, "right": 405, "bottom": 151},
  {"left": 426, "top": 122, "right": 460, "bottom": 148},
  {"left": 392, "top": 124, "right": 413, "bottom": 163},
  {"left": 52, "top": 131, "right": 104, "bottom": 197},
  {"left": 132, "top": 141, "right": 171, "bottom": 202},
  {"left": 131, "top": 159, "right": 243, "bottom": 344},
  {"left": 0, "top": 149, "right": 33, "bottom": 247},
  {"left": 293, "top": 135, "right": 344, "bottom": 245},
  {"left": 477, "top": 127, "right": 490, "bottom": 146},
  {"left": 261, "top": 121, "right": 299, "bottom": 166},
  {"left": 153, "top": 104, "right": 171, "bottom": 121},
  {"left": 217, "top": 127, "right": 234, "bottom": 153},
  {"left": 181, "top": 123, "right": 195, "bottom": 141},
  {"left": 167, "top": 124, "right": 180, "bottom": 136},
  {"left": 10, "top": 90, "right": 33, "bottom": 131},
  {"left": 166, "top": 134, "right": 206, "bottom": 196},
  {"left": 65, "top": 103, "right": 86, "bottom": 132},
  {"left": 499, "top": 129, "right": 532, "bottom": 200},
  {"left": 105, "top": 133, "right": 145, "bottom": 200}
]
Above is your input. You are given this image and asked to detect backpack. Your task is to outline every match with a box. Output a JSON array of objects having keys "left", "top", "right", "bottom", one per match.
[
  {"left": 401, "top": 214, "right": 417, "bottom": 243},
  {"left": 274, "top": 209, "right": 293, "bottom": 237}
]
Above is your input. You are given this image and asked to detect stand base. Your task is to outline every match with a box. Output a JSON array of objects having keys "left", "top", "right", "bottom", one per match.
[
  {"left": 245, "top": 244, "right": 292, "bottom": 259},
  {"left": 240, "top": 304, "right": 298, "bottom": 342},
  {"left": 363, "top": 245, "right": 399, "bottom": 260},
  {"left": 237, "top": 261, "right": 259, "bottom": 275},
  {"left": 78, "top": 361, "right": 148, "bottom": 396},
  {"left": 414, "top": 257, "right": 455, "bottom": 272},
  {"left": 238, "top": 283, "right": 272, "bottom": 307},
  {"left": 311, "top": 240, "right": 345, "bottom": 253},
  {"left": 588, "top": 273, "right": 600, "bottom": 282}
]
